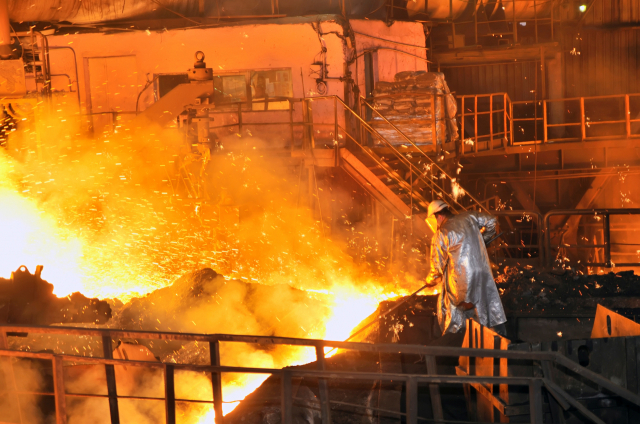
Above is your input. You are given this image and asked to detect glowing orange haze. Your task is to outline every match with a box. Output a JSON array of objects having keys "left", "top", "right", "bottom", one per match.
[{"left": 0, "top": 102, "right": 428, "bottom": 421}]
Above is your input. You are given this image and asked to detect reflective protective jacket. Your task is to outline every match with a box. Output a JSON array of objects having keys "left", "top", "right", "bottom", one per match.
[{"left": 428, "top": 211, "right": 507, "bottom": 334}]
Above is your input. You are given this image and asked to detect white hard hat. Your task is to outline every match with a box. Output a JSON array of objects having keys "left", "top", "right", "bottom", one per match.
[{"left": 427, "top": 200, "right": 449, "bottom": 218}]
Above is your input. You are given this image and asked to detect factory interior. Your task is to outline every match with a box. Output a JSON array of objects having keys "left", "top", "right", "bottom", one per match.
[{"left": 0, "top": 0, "right": 640, "bottom": 423}]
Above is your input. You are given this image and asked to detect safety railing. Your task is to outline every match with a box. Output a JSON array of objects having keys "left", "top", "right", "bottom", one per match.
[
  {"left": 199, "top": 94, "right": 488, "bottom": 216},
  {"left": 439, "top": 0, "right": 554, "bottom": 48},
  {"left": 458, "top": 93, "right": 512, "bottom": 155},
  {"left": 455, "top": 92, "right": 640, "bottom": 150},
  {"left": 544, "top": 208, "right": 640, "bottom": 268},
  {"left": 491, "top": 210, "right": 544, "bottom": 266},
  {"left": 357, "top": 96, "right": 489, "bottom": 214},
  {"left": 0, "top": 324, "right": 638, "bottom": 424}
]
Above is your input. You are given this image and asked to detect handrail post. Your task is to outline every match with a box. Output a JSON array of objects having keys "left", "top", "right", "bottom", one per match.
[
  {"left": 315, "top": 345, "right": 332, "bottom": 424},
  {"left": 425, "top": 355, "right": 444, "bottom": 422},
  {"left": 529, "top": 379, "right": 544, "bottom": 424},
  {"left": 164, "top": 364, "right": 176, "bottom": 424},
  {"left": 432, "top": 93, "right": 438, "bottom": 153},
  {"left": 210, "top": 339, "right": 224, "bottom": 424},
  {"left": 509, "top": 98, "right": 514, "bottom": 146},
  {"left": 474, "top": 95, "right": 478, "bottom": 153},
  {"left": 289, "top": 100, "right": 295, "bottom": 151},
  {"left": 489, "top": 94, "right": 494, "bottom": 149},
  {"left": 406, "top": 377, "right": 418, "bottom": 424},
  {"left": 625, "top": 94, "right": 631, "bottom": 138},
  {"left": 543, "top": 100, "right": 548, "bottom": 143},
  {"left": 102, "top": 333, "right": 120, "bottom": 424},
  {"left": 334, "top": 96, "right": 338, "bottom": 147},
  {"left": 603, "top": 213, "right": 611, "bottom": 267},
  {"left": 544, "top": 214, "right": 551, "bottom": 268},
  {"left": 461, "top": 96, "right": 465, "bottom": 154},
  {"left": 53, "top": 356, "right": 68, "bottom": 424},
  {"left": 281, "top": 370, "right": 293, "bottom": 424},
  {"left": 503, "top": 93, "right": 507, "bottom": 147},
  {"left": 537, "top": 214, "right": 544, "bottom": 268},
  {"left": 580, "top": 97, "right": 586, "bottom": 140},
  {"left": 410, "top": 169, "right": 414, "bottom": 216}
]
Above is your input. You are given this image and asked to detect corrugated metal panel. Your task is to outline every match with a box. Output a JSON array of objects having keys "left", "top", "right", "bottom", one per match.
[
  {"left": 582, "top": 0, "right": 640, "bottom": 25},
  {"left": 560, "top": 28, "right": 640, "bottom": 97},
  {"left": 441, "top": 61, "right": 541, "bottom": 101}
]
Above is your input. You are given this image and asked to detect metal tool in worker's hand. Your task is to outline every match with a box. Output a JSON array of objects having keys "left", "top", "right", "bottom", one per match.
[
  {"left": 485, "top": 231, "right": 504, "bottom": 246},
  {"left": 330, "top": 224, "right": 504, "bottom": 353}
]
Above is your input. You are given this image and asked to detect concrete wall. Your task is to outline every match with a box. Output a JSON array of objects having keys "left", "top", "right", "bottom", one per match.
[
  {"left": 46, "top": 20, "right": 347, "bottom": 113},
  {"left": 45, "top": 18, "right": 427, "bottom": 111},
  {"left": 42, "top": 18, "right": 426, "bottom": 147}
]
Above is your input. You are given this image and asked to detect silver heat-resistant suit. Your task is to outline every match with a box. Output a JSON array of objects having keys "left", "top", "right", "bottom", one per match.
[{"left": 429, "top": 211, "right": 507, "bottom": 335}]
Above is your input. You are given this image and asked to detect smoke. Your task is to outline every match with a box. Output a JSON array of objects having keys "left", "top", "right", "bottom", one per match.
[
  {"left": 0, "top": 98, "right": 422, "bottom": 423},
  {"left": 0, "top": 358, "right": 50, "bottom": 424}
]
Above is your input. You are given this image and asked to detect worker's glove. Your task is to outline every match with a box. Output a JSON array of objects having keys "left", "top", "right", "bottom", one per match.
[
  {"left": 425, "top": 273, "right": 443, "bottom": 287},
  {"left": 458, "top": 301, "right": 475, "bottom": 311}
]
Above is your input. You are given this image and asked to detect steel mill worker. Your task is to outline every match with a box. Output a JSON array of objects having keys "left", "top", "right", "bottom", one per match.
[{"left": 425, "top": 200, "right": 507, "bottom": 344}]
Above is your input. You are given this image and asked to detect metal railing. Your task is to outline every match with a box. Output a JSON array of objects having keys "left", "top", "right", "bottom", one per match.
[
  {"left": 440, "top": 0, "right": 554, "bottom": 48},
  {"left": 456, "top": 92, "right": 640, "bottom": 151},
  {"left": 458, "top": 93, "right": 512, "bottom": 155},
  {"left": 0, "top": 323, "right": 638, "bottom": 424},
  {"left": 491, "top": 210, "right": 544, "bottom": 266},
  {"left": 194, "top": 94, "right": 488, "bottom": 216},
  {"left": 544, "top": 208, "right": 640, "bottom": 268},
  {"left": 357, "top": 96, "right": 489, "bottom": 214}
]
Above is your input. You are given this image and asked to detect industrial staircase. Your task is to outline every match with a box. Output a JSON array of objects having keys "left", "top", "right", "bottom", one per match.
[{"left": 335, "top": 96, "right": 488, "bottom": 236}]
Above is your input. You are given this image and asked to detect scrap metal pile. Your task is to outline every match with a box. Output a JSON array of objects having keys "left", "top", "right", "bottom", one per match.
[
  {"left": 0, "top": 265, "right": 111, "bottom": 325},
  {"left": 496, "top": 265, "right": 640, "bottom": 313}
]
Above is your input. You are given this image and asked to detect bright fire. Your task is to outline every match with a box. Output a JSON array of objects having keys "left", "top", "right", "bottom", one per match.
[{"left": 0, "top": 101, "right": 425, "bottom": 421}]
